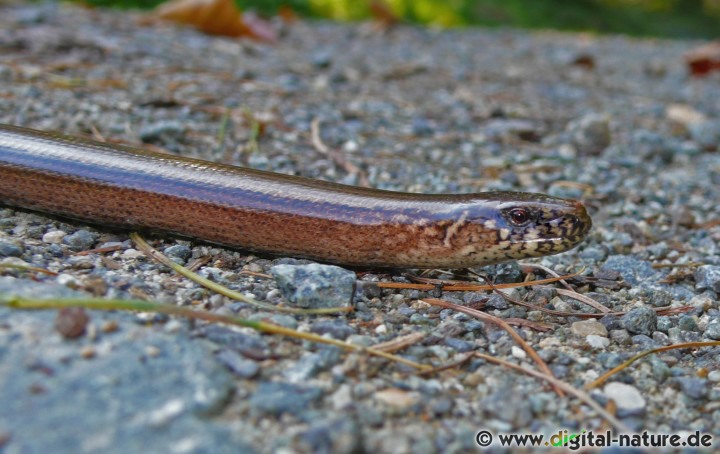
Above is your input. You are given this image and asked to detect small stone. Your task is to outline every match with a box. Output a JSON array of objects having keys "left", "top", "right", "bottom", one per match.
[
  {"left": 411, "top": 117, "right": 435, "bottom": 136},
  {"left": 62, "top": 230, "right": 98, "bottom": 251},
  {"left": 622, "top": 306, "right": 657, "bottom": 336},
  {"left": 610, "top": 329, "right": 632, "bottom": 345},
  {"left": 215, "top": 349, "right": 260, "bottom": 378},
  {"left": 54, "top": 307, "right": 89, "bottom": 339},
  {"left": 603, "top": 382, "right": 646, "bottom": 416},
  {"left": 0, "top": 242, "right": 23, "bottom": 257},
  {"left": 586, "top": 335, "right": 609, "bottom": 349},
  {"left": 444, "top": 338, "right": 474, "bottom": 353},
  {"left": 695, "top": 265, "right": 720, "bottom": 293},
  {"left": 678, "top": 315, "right": 700, "bottom": 332},
  {"left": 310, "top": 50, "right": 332, "bottom": 68},
  {"left": 139, "top": 120, "right": 185, "bottom": 142},
  {"left": 310, "top": 320, "right": 356, "bottom": 339},
  {"left": 293, "top": 418, "right": 362, "bottom": 454},
  {"left": 571, "top": 320, "right": 608, "bottom": 337},
  {"left": 42, "top": 230, "right": 67, "bottom": 244},
  {"left": 656, "top": 316, "right": 673, "bottom": 332},
  {"left": 249, "top": 382, "right": 323, "bottom": 416},
  {"left": 704, "top": 318, "right": 720, "bottom": 340},
  {"left": 284, "top": 347, "right": 341, "bottom": 381},
  {"left": 567, "top": 113, "right": 611, "bottom": 154},
  {"left": 688, "top": 120, "right": 720, "bottom": 151},
  {"left": 163, "top": 244, "right": 192, "bottom": 262},
  {"left": 673, "top": 377, "right": 709, "bottom": 400},
  {"left": 121, "top": 249, "right": 144, "bottom": 259},
  {"left": 374, "top": 388, "right": 418, "bottom": 409},
  {"left": 631, "top": 334, "right": 658, "bottom": 349},
  {"left": 485, "top": 293, "right": 509, "bottom": 310},
  {"left": 511, "top": 346, "right": 527, "bottom": 359},
  {"left": 271, "top": 263, "right": 356, "bottom": 308}
]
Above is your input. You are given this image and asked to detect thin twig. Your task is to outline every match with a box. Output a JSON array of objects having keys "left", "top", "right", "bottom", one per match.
[
  {"left": 475, "top": 352, "right": 631, "bottom": 433},
  {"left": 587, "top": 341, "right": 720, "bottom": 389},
  {"left": 422, "top": 297, "right": 564, "bottom": 397},
  {"left": 131, "top": 233, "right": 351, "bottom": 315},
  {"left": 555, "top": 288, "right": 611, "bottom": 313},
  {"left": 310, "top": 118, "right": 370, "bottom": 187},
  {"left": 372, "top": 332, "right": 426, "bottom": 352},
  {"left": 1, "top": 295, "right": 430, "bottom": 371}
]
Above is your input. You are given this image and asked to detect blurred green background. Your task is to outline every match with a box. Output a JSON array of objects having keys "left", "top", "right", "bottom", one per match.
[{"left": 84, "top": 0, "right": 720, "bottom": 38}]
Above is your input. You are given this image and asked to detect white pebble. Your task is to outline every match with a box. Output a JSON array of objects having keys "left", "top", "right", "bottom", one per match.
[
  {"left": 120, "top": 248, "right": 144, "bottom": 259},
  {"left": 604, "top": 382, "right": 646, "bottom": 412},
  {"left": 511, "top": 346, "right": 527, "bottom": 359},
  {"left": 42, "top": 230, "right": 67, "bottom": 244},
  {"left": 586, "top": 334, "right": 610, "bottom": 349}
]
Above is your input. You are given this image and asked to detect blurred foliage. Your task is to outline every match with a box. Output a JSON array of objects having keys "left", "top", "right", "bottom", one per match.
[{"left": 81, "top": 0, "right": 720, "bottom": 38}]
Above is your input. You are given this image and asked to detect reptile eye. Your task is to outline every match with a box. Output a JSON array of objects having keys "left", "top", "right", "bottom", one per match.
[{"left": 507, "top": 208, "right": 532, "bottom": 226}]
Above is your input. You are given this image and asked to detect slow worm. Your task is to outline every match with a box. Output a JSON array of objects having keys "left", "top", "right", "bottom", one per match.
[{"left": 0, "top": 124, "right": 592, "bottom": 268}]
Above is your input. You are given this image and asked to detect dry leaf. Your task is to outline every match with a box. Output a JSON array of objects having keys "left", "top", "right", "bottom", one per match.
[
  {"left": 154, "top": 0, "right": 276, "bottom": 42},
  {"left": 369, "top": 0, "right": 399, "bottom": 28},
  {"left": 685, "top": 41, "right": 720, "bottom": 76}
]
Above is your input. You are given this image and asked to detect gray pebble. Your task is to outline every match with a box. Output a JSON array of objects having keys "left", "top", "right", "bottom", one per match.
[
  {"left": 0, "top": 318, "right": 239, "bottom": 451},
  {"left": 567, "top": 113, "right": 611, "bottom": 154},
  {"left": 139, "top": 120, "right": 185, "bottom": 142},
  {"left": 656, "top": 316, "right": 673, "bottom": 332},
  {"left": 271, "top": 263, "right": 356, "bottom": 308},
  {"left": 622, "top": 306, "right": 658, "bottom": 336},
  {"left": 200, "top": 325, "right": 270, "bottom": 360},
  {"left": 688, "top": 120, "right": 720, "bottom": 151},
  {"left": 215, "top": 349, "right": 260, "bottom": 378},
  {"left": 632, "top": 334, "right": 658, "bottom": 349},
  {"left": 62, "top": 229, "right": 97, "bottom": 251},
  {"left": 164, "top": 244, "right": 192, "bottom": 262},
  {"left": 293, "top": 418, "right": 362, "bottom": 454},
  {"left": 704, "top": 318, "right": 720, "bottom": 340},
  {"left": 678, "top": 315, "right": 699, "bottom": 332},
  {"left": 481, "top": 387, "right": 533, "bottom": 426},
  {"left": 444, "top": 338, "right": 474, "bottom": 353},
  {"left": 695, "top": 265, "right": 720, "bottom": 293},
  {"left": 485, "top": 293, "right": 509, "bottom": 310},
  {"left": 284, "top": 347, "right": 342, "bottom": 382},
  {"left": 0, "top": 241, "right": 23, "bottom": 257},
  {"left": 310, "top": 50, "right": 333, "bottom": 69},
  {"left": 673, "top": 377, "right": 709, "bottom": 400},
  {"left": 479, "top": 262, "right": 522, "bottom": 284},
  {"left": 578, "top": 246, "right": 607, "bottom": 262},
  {"left": 249, "top": 382, "right": 323, "bottom": 416},
  {"left": 650, "top": 357, "right": 671, "bottom": 382},
  {"left": 310, "top": 320, "right": 356, "bottom": 339}
]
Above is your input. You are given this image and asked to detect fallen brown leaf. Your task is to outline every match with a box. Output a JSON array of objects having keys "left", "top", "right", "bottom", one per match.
[
  {"left": 154, "top": 0, "right": 276, "bottom": 42},
  {"left": 685, "top": 41, "right": 720, "bottom": 76}
]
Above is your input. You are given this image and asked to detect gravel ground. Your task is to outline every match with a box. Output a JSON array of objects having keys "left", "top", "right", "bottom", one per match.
[{"left": 1, "top": 3, "right": 720, "bottom": 453}]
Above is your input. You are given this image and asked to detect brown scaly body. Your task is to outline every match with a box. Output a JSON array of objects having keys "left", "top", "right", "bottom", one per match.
[{"left": 0, "top": 124, "right": 592, "bottom": 268}]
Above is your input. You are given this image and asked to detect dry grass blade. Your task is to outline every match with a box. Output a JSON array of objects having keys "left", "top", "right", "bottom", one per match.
[
  {"left": 0, "top": 263, "right": 58, "bottom": 276},
  {"left": 422, "top": 297, "right": 564, "bottom": 397},
  {"left": 517, "top": 262, "right": 576, "bottom": 290},
  {"left": 475, "top": 353, "right": 631, "bottom": 433},
  {"left": 555, "top": 288, "right": 611, "bottom": 313},
  {"left": 371, "top": 332, "right": 426, "bottom": 352},
  {"left": 587, "top": 341, "right": 720, "bottom": 389},
  {"left": 1, "top": 295, "right": 430, "bottom": 371},
  {"left": 131, "top": 233, "right": 351, "bottom": 315},
  {"left": 310, "top": 118, "right": 370, "bottom": 187}
]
